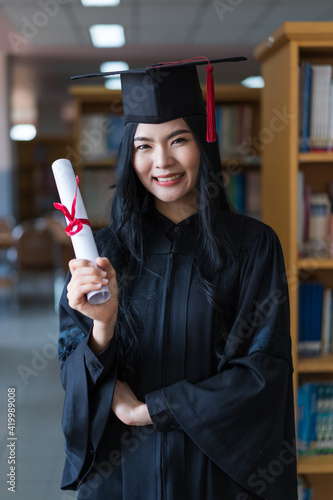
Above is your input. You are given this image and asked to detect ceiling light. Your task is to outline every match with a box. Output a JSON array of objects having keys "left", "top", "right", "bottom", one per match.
[
  {"left": 100, "top": 61, "right": 129, "bottom": 73},
  {"left": 10, "top": 124, "right": 36, "bottom": 141},
  {"left": 100, "top": 62, "right": 129, "bottom": 90},
  {"left": 105, "top": 78, "right": 122, "bottom": 90},
  {"left": 89, "top": 24, "right": 125, "bottom": 48},
  {"left": 241, "top": 76, "right": 264, "bottom": 89},
  {"left": 81, "top": 0, "right": 120, "bottom": 6}
]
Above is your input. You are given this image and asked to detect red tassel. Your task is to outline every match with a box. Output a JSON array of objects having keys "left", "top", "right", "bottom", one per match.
[{"left": 206, "top": 65, "right": 217, "bottom": 143}]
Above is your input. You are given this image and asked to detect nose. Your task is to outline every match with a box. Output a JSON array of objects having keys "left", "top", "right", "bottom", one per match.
[{"left": 154, "top": 144, "right": 175, "bottom": 169}]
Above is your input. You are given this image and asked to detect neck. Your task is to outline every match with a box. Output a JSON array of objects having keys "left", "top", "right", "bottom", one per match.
[{"left": 154, "top": 197, "right": 198, "bottom": 224}]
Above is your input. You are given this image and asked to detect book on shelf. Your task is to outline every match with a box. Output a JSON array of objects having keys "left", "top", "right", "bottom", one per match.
[
  {"left": 299, "top": 62, "right": 333, "bottom": 153},
  {"left": 299, "top": 62, "right": 312, "bottom": 153},
  {"left": 298, "top": 281, "right": 333, "bottom": 356},
  {"left": 226, "top": 170, "right": 261, "bottom": 219},
  {"left": 297, "top": 382, "right": 333, "bottom": 456},
  {"left": 298, "top": 172, "right": 332, "bottom": 258},
  {"left": 216, "top": 104, "right": 254, "bottom": 158},
  {"left": 322, "top": 288, "right": 333, "bottom": 355},
  {"left": 298, "top": 281, "right": 324, "bottom": 357},
  {"left": 298, "top": 477, "right": 314, "bottom": 500}
]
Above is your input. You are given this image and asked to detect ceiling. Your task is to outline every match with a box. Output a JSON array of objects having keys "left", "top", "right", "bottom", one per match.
[{"left": 2, "top": 0, "right": 333, "bottom": 134}]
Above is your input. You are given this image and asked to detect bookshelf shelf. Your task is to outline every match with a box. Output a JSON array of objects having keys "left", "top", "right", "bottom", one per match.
[
  {"left": 255, "top": 22, "right": 333, "bottom": 495},
  {"left": 298, "top": 354, "right": 333, "bottom": 373},
  {"left": 299, "top": 153, "right": 333, "bottom": 163},
  {"left": 298, "top": 259, "right": 333, "bottom": 270},
  {"left": 204, "top": 85, "right": 261, "bottom": 103},
  {"left": 298, "top": 455, "right": 333, "bottom": 474}
]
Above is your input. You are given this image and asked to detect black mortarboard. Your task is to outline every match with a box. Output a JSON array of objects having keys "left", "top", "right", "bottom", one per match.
[{"left": 71, "top": 56, "right": 247, "bottom": 142}]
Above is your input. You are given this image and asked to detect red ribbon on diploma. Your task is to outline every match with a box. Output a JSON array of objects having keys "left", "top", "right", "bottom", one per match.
[{"left": 53, "top": 175, "right": 91, "bottom": 236}]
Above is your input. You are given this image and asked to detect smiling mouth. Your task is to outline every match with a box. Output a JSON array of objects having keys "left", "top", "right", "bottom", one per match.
[{"left": 154, "top": 173, "right": 185, "bottom": 182}]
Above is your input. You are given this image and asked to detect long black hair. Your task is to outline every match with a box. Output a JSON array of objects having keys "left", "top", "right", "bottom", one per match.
[{"left": 109, "top": 114, "right": 233, "bottom": 374}]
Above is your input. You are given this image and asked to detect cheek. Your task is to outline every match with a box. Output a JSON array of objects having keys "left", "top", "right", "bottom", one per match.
[
  {"left": 132, "top": 158, "right": 151, "bottom": 187},
  {"left": 188, "top": 151, "right": 201, "bottom": 183}
]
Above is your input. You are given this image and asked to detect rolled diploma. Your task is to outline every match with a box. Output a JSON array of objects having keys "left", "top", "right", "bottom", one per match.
[{"left": 52, "top": 158, "right": 110, "bottom": 305}]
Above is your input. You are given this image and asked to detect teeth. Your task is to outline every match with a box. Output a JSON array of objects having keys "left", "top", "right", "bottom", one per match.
[{"left": 156, "top": 173, "right": 184, "bottom": 182}]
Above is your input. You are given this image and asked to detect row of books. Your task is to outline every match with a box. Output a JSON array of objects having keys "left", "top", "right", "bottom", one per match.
[
  {"left": 78, "top": 105, "right": 255, "bottom": 161},
  {"left": 215, "top": 104, "right": 254, "bottom": 158},
  {"left": 297, "top": 382, "right": 333, "bottom": 455},
  {"left": 226, "top": 170, "right": 261, "bottom": 219},
  {"left": 298, "top": 282, "right": 333, "bottom": 357},
  {"left": 298, "top": 172, "right": 333, "bottom": 259},
  {"left": 299, "top": 62, "right": 333, "bottom": 152},
  {"left": 298, "top": 477, "right": 313, "bottom": 500}
]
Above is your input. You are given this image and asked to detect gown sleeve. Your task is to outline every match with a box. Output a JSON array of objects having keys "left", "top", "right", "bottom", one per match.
[
  {"left": 57, "top": 227, "right": 120, "bottom": 490},
  {"left": 145, "top": 221, "right": 297, "bottom": 499},
  {"left": 58, "top": 272, "right": 118, "bottom": 490}
]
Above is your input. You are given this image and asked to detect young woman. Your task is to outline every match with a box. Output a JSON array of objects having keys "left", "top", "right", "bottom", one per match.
[{"left": 58, "top": 60, "right": 298, "bottom": 499}]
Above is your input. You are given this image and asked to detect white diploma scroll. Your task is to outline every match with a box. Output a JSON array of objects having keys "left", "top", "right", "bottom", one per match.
[{"left": 52, "top": 158, "right": 110, "bottom": 305}]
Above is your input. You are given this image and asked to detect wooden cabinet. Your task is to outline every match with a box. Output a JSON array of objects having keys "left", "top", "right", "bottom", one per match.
[
  {"left": 255, "top": 22, "right": 333, "bottom": 497},
  {"left": 69, "top": 84, "right": 261, "bottom": 228}
]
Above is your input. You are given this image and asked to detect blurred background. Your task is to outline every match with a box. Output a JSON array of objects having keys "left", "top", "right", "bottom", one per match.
[{"left": 1, "top": 1, "right": 333, "bottom": 499}]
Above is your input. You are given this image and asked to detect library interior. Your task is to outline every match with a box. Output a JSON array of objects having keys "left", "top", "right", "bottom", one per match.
[{"left": 2, "top": 2, "right": 333, "bottom": 500}]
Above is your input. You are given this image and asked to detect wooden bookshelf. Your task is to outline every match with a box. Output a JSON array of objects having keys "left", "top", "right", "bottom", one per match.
[
  {"left": 298, "top": 454, "right": 333, "bottom": 474},
  {"left": 298, "top": 258, "right": 333, "bottom": 270},
  {"left": 69, "top": 85, "right": 261, "bottom": 228},
  {"left": 298, "top": 354, "right": 333, "bottom": 374},
  {"left": 255, "top": 22, "right": 333, "bottom": 498},
  {"left": 16, "top": 135, "right": 74, "bottom": 222},
  {"left": 299, "top": 152, "right": 333, "bottom": 163}
]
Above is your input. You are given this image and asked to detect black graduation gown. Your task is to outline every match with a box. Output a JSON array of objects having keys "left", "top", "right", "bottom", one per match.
[{"left": 58, "top": 211, "right": 298, "bottom": 500}]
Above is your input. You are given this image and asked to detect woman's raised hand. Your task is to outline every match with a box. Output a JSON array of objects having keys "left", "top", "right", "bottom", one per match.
[{"left": 67, "top": 256, "right": 118, "bottom": 353}]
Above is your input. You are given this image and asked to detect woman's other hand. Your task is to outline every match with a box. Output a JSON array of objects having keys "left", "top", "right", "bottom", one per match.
[{"left": 112, "top": 380, "right": 152, "bottom": 427}]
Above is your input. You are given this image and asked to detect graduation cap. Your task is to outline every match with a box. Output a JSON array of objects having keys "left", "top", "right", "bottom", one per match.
[{"left": 71, "top": 56, "right": 247, "bottom": 142}]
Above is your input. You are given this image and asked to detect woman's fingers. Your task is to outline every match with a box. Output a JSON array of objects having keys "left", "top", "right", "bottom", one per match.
[
  {"left": 68, "top": 258, "right": 94, "bottom": 274},
  {"left": 68, "top": 267, "right": 108, "bottom": 288},
  {"left": 96, "top": 257, "right": 118, "bottom": 298},
  {"left": 68, "top": 263, "right": 107, "bottom": 298},
  {"left": 66, "top": 257, "right": 118, "bottom": 323},
  {"left": 67, "top": 280, "right": 107, "bottom": 310}
]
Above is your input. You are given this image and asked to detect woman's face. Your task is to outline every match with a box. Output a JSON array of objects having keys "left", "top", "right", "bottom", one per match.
[{"left": 132, "top": 118, "right": 201, "bottom": 218}]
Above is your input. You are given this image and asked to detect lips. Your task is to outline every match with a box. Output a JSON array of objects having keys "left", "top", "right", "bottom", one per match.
[{"left": 154, "top": 173, "right": 185, "bottom": 182}]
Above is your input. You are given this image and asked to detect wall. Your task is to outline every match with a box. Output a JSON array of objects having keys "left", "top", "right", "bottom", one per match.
[{"left": 0, "top": 52, "right": 14, "bottom": 219}]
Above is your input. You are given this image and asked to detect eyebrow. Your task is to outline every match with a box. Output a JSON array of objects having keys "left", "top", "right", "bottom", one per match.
[{"left": 133, "top": 129, "right": 192, "bottom": 142}]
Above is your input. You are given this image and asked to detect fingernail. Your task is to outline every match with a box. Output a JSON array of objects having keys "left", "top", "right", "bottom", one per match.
[{"left": 102, "top": 278, "right": 109, "bottom": 284}]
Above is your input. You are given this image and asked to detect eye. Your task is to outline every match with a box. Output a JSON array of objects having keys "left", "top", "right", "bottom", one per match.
[
  {"left": 171, "top": 136, "right": 187, "bottom": 146},
  {"left": 135, "top": 143, "right": 151, "bottom": 151}
]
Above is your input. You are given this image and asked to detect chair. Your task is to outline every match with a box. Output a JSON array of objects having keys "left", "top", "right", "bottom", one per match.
[
  {"left": 11, "top": 218, "right": 61, "bottom": 309},
  {"left": 42, "top": 211, "right": 74, "bottom": 273},
  {"left": 0, "top": 215, "right": 16, "bottom": 234},
  {"left": 0, "top": 216, "right": 17, "bottom": 301}
]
